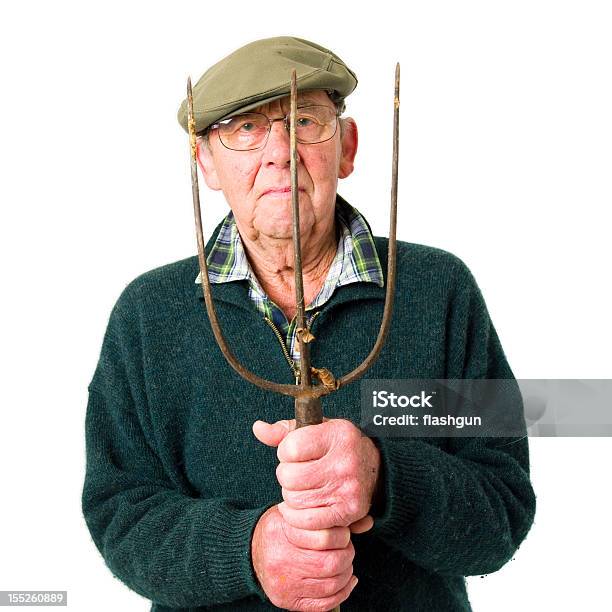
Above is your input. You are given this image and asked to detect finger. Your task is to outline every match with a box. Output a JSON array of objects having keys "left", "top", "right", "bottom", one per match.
[
  {"left": 277, "top": 423, "right": 332, "bottom": 462},
  {"left": 349, "top": 515, "right": 374, "bottom": 534},
  {"left": 299, "top": 567, "right": 354, "bottom": 599},
  {"left": 281, "top": 522, "right": 351, "bottom": 551},
  {"left": 295, "top": 575, "right": 358, "bottom": 611},
  {"left": 282, "top": 486, "right": 338, "bottom": 511},
  {"left": 252, "top": 419, "right": 296, "bottom": 447},
  {"left": 276, "top": 460, "right": 328, "bottom": 491},
  {"left": 294, "top": 541, "right": 354, "bottom": 579},
  {"left": 278, "top": 501, "right": 346, "bottom": 530},
  {"left": 317, "top": 543, "right": 355, "bottom": 577}
]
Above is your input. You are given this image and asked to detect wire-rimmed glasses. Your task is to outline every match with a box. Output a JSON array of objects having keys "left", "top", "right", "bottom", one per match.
[{"left": 209, "top": 105, "right": 340, "bottom": 151}]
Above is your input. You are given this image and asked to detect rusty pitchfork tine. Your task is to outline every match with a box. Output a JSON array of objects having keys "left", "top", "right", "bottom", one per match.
[
  {"left": 289, "top": 69, "right": 325, "bottom": 427},
  {"left": 188, "top": 78, "right": 297, "bottom": 399},
  {"left": 336, "top": 62, "right": 400, "bottom": 390},
  {"left": 187, "top": 62, "right": 399, "bottom": 401}
]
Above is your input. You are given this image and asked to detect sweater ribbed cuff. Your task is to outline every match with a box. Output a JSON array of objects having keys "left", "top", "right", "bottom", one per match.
[
  {"left": 369, "top": 438, "right": 433, "bottom": 538},
  {"left": 202, "top": 503, "right": 274, "bottom": 603}
]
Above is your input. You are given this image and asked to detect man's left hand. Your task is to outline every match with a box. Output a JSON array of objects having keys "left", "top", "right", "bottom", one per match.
[{"left": 253, "top": 419, "right": 381, "bottom": 531}]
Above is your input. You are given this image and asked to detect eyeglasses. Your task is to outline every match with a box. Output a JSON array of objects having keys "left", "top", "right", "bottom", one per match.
[{"left": 209, "top": 105, "right": 340, "bottom": 151}]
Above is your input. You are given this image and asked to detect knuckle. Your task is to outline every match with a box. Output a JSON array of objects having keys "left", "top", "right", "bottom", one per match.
[
  {"left": 296, "top": 597, "right": 332, "bottom": 612},
  {"left": 338, "top": 526, "right": 351, "bottom": 548},
  {"left": 300, "top": 576, "right": 335, "bottom": 600},
  {"left": 329, "top": 506, "right": 349, "bottom": 528},
  {"left": 280, "top": 437, "right": 298, "bottom": 461},
  {"left": 323, "top": 552, "right": 342, "bottom": 575},
  {"left": 326, "top": 525, "right": 346, "bottom": 548},
  {"left": 326, "top": 569, "right": 351, "bottom": 596},
  {"left": 336, "top": 455, "right": 357, "bottom": 478},
  {"left": 345, "top": 497, "right": 361, "bottom": 518},
  {"left": 327, "top": 576, "right": 344, "bottom": 596},
  {"left": 336, "top": 541, "right": 354, "bottom": 568},
  {"left": 281, "top": 487, "right": 295, "bottom": 504},
  {"left": 280, "top": 520, "right": 298, "bottom": 546},
  {"left": 346, "top": 541, "right": 356, "bottom": 563},
  {"left": 305, "top": 511, "right": 323, "bottom": 530},
  {"left": 343, "top": 478, "right": 361, "bottom": 500},
  {"left": 276, "top": 462, "right": 288, "bottom": 485},
  {"left": 293, "top": 600, "right": 315, "bottom": 612},
  {"left": 285, "top": 490, "right": 312, "bottom": 509},
  {"left": 335, "top": 419, "right": 355, "bottom": 435},
  {"left": 316, "top": 529, "right": 332, "bottom": 549}
]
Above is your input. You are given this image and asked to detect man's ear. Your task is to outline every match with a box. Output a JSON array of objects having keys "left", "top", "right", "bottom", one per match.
[
  {"left": 196, "top": 137, "right": 222, "bottom": 191},
  {"left": 338, "top": 117, "right": 358, "bottom": 179}
]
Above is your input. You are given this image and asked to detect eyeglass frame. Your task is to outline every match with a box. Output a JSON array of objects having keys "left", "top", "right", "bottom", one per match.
[{"left": 204, "top": 104, "right": 342, "bottom": 152}]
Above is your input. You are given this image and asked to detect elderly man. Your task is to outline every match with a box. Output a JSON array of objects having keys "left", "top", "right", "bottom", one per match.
[{"left": 82, "top": 37, "right": 536, "bottom": 611}]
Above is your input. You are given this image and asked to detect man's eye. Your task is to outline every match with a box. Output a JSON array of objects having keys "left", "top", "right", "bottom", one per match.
[
  {"left": 239, "top": 122, "right": 255, "bottom": 132},
  {"left": 296, "top": 117, "right": 314, "bottom": 127}
]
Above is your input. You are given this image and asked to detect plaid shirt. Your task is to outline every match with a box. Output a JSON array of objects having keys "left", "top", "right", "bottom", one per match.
[{"left": 195, "top": 196, "right": 383, "bottom": 373}]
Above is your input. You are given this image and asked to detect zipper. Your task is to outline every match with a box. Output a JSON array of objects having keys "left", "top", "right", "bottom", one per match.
[
  {"left": 307, "top": 310, "right": 322, "bottom": 329},
  {"left": 264, "top": 311, "right": 322, "bottom": 385}
]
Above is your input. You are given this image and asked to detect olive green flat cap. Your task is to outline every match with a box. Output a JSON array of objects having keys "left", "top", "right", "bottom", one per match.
[{"left": 177, "top": 36, "right": 358, "bottom": 134}]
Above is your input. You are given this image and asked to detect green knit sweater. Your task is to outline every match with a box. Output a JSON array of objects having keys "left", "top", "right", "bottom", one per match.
[{"left": 82, "top": 226, "right": 536, "bottom": 611}]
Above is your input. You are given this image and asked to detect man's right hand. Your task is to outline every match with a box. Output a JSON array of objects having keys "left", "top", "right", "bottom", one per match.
[{"left": 251, "top": 505, "right": 358, "bottom": 611}]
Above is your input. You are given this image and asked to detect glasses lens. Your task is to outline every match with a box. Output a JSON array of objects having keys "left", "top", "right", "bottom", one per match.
[
  {"left": 217, "top": 113, "right": 270, "bottom": 151},
  {"left": 295, "top": 106, "right": 337, "bottom": 144}
]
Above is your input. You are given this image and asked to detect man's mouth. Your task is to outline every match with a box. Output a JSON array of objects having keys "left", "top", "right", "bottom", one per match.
[{"left": 262, "top": 187, "right": 305, "bottom": 196}]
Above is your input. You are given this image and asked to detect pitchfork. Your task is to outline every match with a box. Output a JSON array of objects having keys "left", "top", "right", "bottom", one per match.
[{"left": 187, "top": 64, "right": 400, "bottom": 612}]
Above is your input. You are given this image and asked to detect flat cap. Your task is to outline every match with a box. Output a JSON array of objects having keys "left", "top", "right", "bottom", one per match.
[{"left": 177, "top": 36, "right": 358, "bottom": 134}]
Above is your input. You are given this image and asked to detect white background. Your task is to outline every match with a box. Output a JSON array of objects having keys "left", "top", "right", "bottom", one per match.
[{"left": 1, "top": 1, "right": 611, "bottom": 610}]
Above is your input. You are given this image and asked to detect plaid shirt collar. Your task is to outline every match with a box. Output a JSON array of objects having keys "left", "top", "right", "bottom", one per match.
[
  {"left": 195, "top": 195, "right": 383, "bottom": 367},
  {"left": 196, "top": 195, "right": 382, "bottom": 295}
]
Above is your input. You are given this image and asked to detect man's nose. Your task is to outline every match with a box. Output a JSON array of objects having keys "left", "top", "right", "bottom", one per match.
[{"left": 262, "top": 118, "right": 298, "bottom": 166}]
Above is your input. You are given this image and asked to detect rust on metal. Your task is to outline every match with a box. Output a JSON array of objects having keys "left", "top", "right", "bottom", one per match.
[
  {"left": 296, "top": 327, "right": 315, "bottom": 343},
  {"left": 311, "top": 367, "right": 339, "bottom": 392},
  {"left": 187, "top": 78, "right": 198, "bottom": 160}
]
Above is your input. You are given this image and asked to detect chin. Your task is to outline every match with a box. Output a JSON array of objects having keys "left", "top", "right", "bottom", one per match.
[
  {"left": 256, "top": 211, "right": 313, "bottom": 240},
  {"left": 258, "top": 223, "right": 295, "bottom": 240}
]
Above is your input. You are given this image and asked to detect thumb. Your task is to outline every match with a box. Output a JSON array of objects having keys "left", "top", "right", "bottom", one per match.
[{"left": 252, "top": 419, "right": 296, "bottom": 448}]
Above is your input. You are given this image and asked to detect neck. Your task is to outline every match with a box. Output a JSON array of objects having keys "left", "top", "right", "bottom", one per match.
[{"left": 236, "top": 221, "right": 338, "bottom": 322}]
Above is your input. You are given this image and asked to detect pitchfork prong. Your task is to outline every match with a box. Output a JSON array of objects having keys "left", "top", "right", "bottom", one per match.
[
  {"left": 187, "top": 78, "right": 301, "bottom": 399},
  {"left": 336, "top": 61, "right": 400, "bottom": 390}
]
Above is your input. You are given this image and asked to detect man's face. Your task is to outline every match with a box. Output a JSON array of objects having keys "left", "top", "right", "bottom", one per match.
[{"left": 197, "top": 90, "right": 358, "bottom": 246}]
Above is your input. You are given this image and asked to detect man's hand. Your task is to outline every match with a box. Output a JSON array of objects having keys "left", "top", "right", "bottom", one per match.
[
  {"left": 253, "top": 419, "right": 381, "bottom": 531},
  {"left": 251, "top": 505, "right": 358, "bottom": 611}
]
